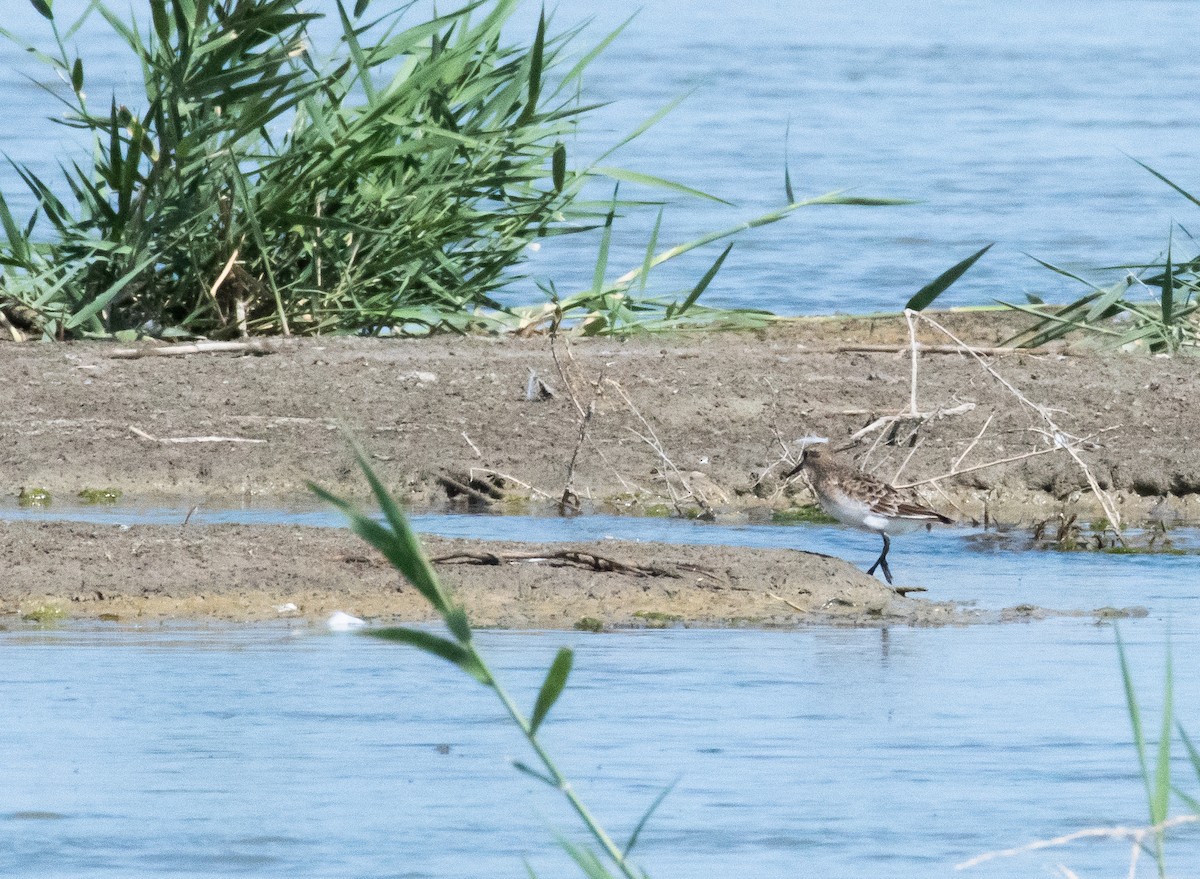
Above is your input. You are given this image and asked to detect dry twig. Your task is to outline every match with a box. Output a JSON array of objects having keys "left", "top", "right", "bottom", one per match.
[
  {"left": 110, "top": 339, "right": 277, "bottom": 359},
  {"left": 912, "top": 310, "right": 1125, "bottom": 540},
  {"left": 955, "top": 814, "right": 1200, "bottom": 872},
  {"left": 845, "top": 402, "right": 976, "bottom": 446},
  {"left": 606, "top": 378, "right": 719, "bottom": 519},
  {"left": 129, "top": 426, "right": 266, "bottom": 444}
]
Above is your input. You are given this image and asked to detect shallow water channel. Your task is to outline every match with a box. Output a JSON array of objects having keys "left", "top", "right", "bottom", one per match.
[{"left": 3, "top": 507, "right": 1200, "bottom": 877}]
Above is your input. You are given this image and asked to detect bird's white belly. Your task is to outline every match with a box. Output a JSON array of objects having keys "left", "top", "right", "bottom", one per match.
[{"left": 821, "top": 494, "right": 927, "bottom": 535}]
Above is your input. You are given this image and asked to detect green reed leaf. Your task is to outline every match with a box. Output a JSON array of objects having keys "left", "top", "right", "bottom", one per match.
[
  {"left": 530, "top": 648, "right": 573, "bottom": 734},
  {"left": 905, "top": 243, "right": 993, "bottom": 312},
  {"left": 513, "top": 760, "right": 557, "bottom": 787},
  {"left": 516, "top": 8, "right": 545, "bottom": 127},
  {"left": 552, "top": 140, "right": 566, "bottom": 193},
  {"left": 675, "top": 241, "right": 733, "bottom": 316},
  {"left": 367, "top": 627, "right": 492, "bottom": 685},
  {"left": 623, "top": 777, "right": 678, "bottom": 856},
  {"left": 1128, "top": 155, "right": 1200, "bottom": 210}
]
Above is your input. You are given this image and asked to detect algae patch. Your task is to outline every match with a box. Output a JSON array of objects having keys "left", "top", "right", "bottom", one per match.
[
  {"left": 17, "top": 487, "right": 51, "bottom": 507},
  {"left": 78, "top": 487, "right": 123, "bottom": 504},
  {"left": 772, "top": 505, "right": 838, "bottom": 525}
]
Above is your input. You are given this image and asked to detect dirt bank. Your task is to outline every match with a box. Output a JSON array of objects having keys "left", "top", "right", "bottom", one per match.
[
  {"left": 0, "top": 310, "right": 1195, "bottom": 625},
  {"left": 0, "top": 520, "right": 1121, "bottom": 628},
  {"left": 2, "top": 311, "right": 1196, "bottom": 525}
]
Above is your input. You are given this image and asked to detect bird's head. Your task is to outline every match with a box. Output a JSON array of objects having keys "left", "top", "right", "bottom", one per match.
[{"left": 785, "top": 436, "right": 829, "bottom": 479}]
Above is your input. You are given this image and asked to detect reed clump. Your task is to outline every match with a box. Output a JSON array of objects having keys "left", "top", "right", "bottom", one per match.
[
  {"left": 0, "top": 0, "right": 633, "bottom": 338},
  {"left": 0, "top": 0, "right": 910, "bottom": 341}
]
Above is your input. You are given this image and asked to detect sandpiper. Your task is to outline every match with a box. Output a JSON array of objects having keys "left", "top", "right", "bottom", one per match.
[{"left": 786, "top": 445, "right": 952, "bottom": 586}]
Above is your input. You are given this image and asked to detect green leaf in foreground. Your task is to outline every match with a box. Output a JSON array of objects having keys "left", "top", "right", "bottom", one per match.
[
  {"left": 29, "top": 0, "right": 52, "bottom": 21},
  {"left": 530, "top": 647, "right": 573, "bottom": 734},
  {"left": 367, "top": 627, "right": 492, "bottom": 685},
  {"left": 904, "top": 242, "right": 993, "bottom": 312}
]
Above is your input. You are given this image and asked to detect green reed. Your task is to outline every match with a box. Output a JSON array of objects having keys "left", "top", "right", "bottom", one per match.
[
  {"left": 0, "top": 0, "right": 634, "bottom": 338},
  {"left": 312, "top": 451, "right": 666, "bottom": 878},
  {"left": 1116, "top": 632, "right": 1200, "bottom": 877},
  {"left": 1001, "top": 161, "right": 1200, "bottom": 353},
  {"left": 0, "top": 1, "right": 910, "bottom": 340}
]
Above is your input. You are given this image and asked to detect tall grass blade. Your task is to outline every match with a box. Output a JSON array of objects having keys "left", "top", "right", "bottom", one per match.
[
  {"left": 515, "top": 7, "right": 545, "bottom": 127},
  {"left": 556, "top": 836, "right": 619, "bottom": 879},
  {"left": 556, "top": 13, "right": 635, "bottom": 94},
  {"left": 63, "top": 251, "right": 160, "bottom": 331},
  {"left": 904, "top": 243, "right": 993, "bottom": 311},
  {"left": 593, "top": 92, "right": 691, "bottom": 165},
  {"left": 783, "top": 117, "right": 795, "bottom": 204},
  {"left": 1083, "top": 277, "right": 1131, "bottom": 323},
  {"left": 592, "top": 166, "right": 731, "bottom": 205},
  {"left": 1152, "top": 651, "right": 1173, "bottom": 826},
  {"left": 675, "top": 241, "right": 733, "bottom": 316},
  {"left": 591, "top": 187, "right": 617, "bottom": 299},
  {"left": 1128, "top": 155, "right": 1200, "bottom": 210},
  {"left": 623, "top": 777, "right": 678, "bottom": 856},
  {"left": 1117, "top": 630, "right": 1151, "bottom": 802},
  {"left": 553, "top": 140, "right": 566, "bottom": 193},
  {"left": 512, "top": 760, "right": 557, "bottom": 787},
  {"left": 307, "top": 483, "right": 450, "bottom": 615},
  {"left": 1023, "top": 253, "right": 1106, "bottom": 292},
  {"left": 637, "top": 208, "right": 662, "bottom": 295},
  {"left": 613, "top": 191, "right": 904, "bottom": 289}
]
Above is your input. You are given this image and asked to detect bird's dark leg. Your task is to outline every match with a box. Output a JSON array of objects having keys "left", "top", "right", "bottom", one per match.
[{"left": 866, "top": 533, "right": 893, "bottom": 585}]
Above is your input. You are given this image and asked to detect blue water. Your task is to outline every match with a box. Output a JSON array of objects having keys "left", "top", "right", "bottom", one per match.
[
  {"left": 4, "top": 502, "right": 1200, "bottom": 875},
  {"left": 1, "top": 0, "right": 1197, "bottom": 314},
  {"left": 4, "top": 1, "right": 1200, "bottom": 871},
  {"left": 2, "top": 621, "right": 1199, "bottom": 878}
]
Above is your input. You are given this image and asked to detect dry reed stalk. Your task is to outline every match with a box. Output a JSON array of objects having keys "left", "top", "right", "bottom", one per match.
[
  {"left": 911, "top": 310, "right": 1125, "bottom": 540},
  {"left": 129, "top": 425, "right": 265, "bottom": 444},
  {"left": 110, "top": 339, "right": 277, "bottom": 358},
  {"left": 606, "top": 377, "right": 717, "bottom": 518},
  {"left": 954, "top": 813, "right": 1199, "bottom": 873}
]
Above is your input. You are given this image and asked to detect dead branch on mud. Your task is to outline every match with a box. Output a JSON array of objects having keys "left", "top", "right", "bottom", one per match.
[
  {"left": 549, "top": 332, "right": 603, "bottom": 513},
  {"left": 892, "top": 446, "right": 1065, "bottom": 489},
  {"left": 129, "top": 425, "right": 266, "bottom": 444},
  {"left": 431, "top": 549, "right": 708, "bottom": 579},
  {"left": 436, "top": 472, "right": 506, "bottom": 507},
  {"left": 110, "top": 339, "right": 278, "bottom": 358},
  {"left": 468, "top": 468, "right": 555, "bottom": 502},
  {"left": 766, "top": 591, "right": 812, "bottom": 612},
  {"left": 827, "top": 343, "right": 1056, "bottom": 356}
]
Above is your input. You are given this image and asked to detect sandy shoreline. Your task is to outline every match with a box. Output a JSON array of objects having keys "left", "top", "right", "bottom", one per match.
[
  {"left": 0, "top": 519, "right": 1142, "bottom": 629},
  {"left": 1, "top": 311, "right": 1195, "bottom": 626}
]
